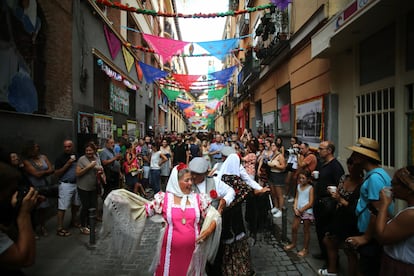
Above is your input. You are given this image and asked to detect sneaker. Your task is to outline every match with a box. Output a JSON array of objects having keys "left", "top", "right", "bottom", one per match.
[
  {"left": 273, "top": 210, "right": 282, "bottom": 218},
  {"left": 317, "top": 268, "right": 337, "bottom": 276},
  {"left": 80, "top": 227, "right": 90, "bottom": 235},
  {"left": 271, "top": 207, "right": 279, "bottom": 214},
  {"left": 287, "top": 197, "right": 294, "bottom": 203}
]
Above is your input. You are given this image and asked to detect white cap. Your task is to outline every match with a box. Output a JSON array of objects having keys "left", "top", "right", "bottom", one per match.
[
  {"left": 188, "top": 157, "right": 209, "bottom": 174},
  {"left": 221, "top": 146, "right": 236, "bottom": 157}
]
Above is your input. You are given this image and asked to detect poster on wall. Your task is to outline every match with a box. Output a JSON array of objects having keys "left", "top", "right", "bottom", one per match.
[
  {"left": 127, "top": 120, "right": 137, "bottom": 140},
  {"left": 263, "top": 111, "right": 275, "bottom": 136},
  {"left": 295, "top": 97, "right": 323, "bottom": 147},
  {"left": 110, "top": 82, "right": 129, "bottom": 115},
  {"left": 78, "top": 112, "right": 94, "bottom": 134},
  {"left": 94, "top": 113, "right": 113, "bottom": 148}
]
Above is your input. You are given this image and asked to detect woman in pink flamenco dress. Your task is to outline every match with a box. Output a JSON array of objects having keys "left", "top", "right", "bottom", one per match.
[{"left": 145, "top": 163, "right": 217, "bottom": 276}]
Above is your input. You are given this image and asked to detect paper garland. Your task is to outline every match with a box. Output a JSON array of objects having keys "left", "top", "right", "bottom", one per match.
[
  {"left": 142, "top": 33, "right": 189, "bottom": 63},
  {"left": 96, "top": 0, "right": 275, "bottom": 18},
  {"left": 122, "top": 46, "right": 134, "bottom": 72},
  {"left": 103, "top": 25, "right": 121, "bottom": 59}
]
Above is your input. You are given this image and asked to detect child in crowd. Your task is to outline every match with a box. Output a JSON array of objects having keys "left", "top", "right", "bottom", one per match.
[{"left": 284, "top": 170, "right": 314, "bottom": 257}]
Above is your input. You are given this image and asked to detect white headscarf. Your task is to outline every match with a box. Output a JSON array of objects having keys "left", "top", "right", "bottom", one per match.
[
  {"left": 216, "top": 153, "right": 241, "bottom": 181},
  {"left": 166, "top": 165, "right": 193, "bottom": 211}
]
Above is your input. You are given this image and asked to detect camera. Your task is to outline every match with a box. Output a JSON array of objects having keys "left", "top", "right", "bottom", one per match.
[
  {"left": 16, "top": 182, "right": 59, "bottom": 209},
  {"left": 287, "top": 148, "right": 300, "bottom": 155}
]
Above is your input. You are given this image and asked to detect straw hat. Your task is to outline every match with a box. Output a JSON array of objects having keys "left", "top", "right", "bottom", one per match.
[{"left": 347, "top": 137, "right": 381, "bottom": 162}]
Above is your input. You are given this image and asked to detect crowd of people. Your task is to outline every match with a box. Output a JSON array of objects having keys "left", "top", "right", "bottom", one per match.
[{"left": 0, "top": 130, "right": 413, "bottom": 275}]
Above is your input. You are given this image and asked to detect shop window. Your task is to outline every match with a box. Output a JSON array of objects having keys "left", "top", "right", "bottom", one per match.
[{"left": 356, "top": 87, "right": 395, "bottom": 167}]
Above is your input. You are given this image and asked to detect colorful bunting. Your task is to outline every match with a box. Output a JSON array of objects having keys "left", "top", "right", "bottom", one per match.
[
  {"left": 271, "top": 0, "right": 291, "bottom": 10},
  {"left": 161, "top": 88, "right": 181, "bottom": 101},
  {"left": 210, "top": 66, "right": 237, "bottom": 86},
  {"left": 172, "top": 74, "right": 201, "bottom": 91},
  {"left": 96, "top": 0, "right": 274, "bottom": 18},
  {"left": 208, "top": 88, "right": 227, "bottom": 100},
  {"left": 122, "top": 46, "right": 134, "bottom": 72},
  {"left": 139, "top": 61, "right": 168, "bottom": 83},
  {"left": 135, "top": 61, "right": 143, "bottom": 82},
  {"left": 176, "top": 101, "right": 193, "bottom": 111},
  {"left": 142, "top": 33, "right": 189, "bottom": 62},
  {"left": 103, "top": 25, "right": 121, "bottom": 60},
  {"left": 197, "top": 38, "right": 238, "bottom": 60},
  {"left": 205, "top": 100, "right": 220, "bottom": 110}
]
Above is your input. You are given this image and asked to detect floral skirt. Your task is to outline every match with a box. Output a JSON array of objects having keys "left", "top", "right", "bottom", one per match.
[{"left": 222, "top": 238, "right": 251, "bottom": 276}]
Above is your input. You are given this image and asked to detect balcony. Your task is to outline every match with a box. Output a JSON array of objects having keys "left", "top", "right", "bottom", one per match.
[
  {"left": 239, "top": 13, "right": 249, "bottom": 36},
  {"left": 256, "top": 35, "right": 290, "bottom": 65},
  {"left": 238, "top": 50, "right": 260, "bottom": 90}
]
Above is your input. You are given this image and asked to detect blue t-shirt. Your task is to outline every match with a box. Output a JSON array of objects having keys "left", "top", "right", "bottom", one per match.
[{"left": 356, "top": 168, "right": 393, "bottom": 232}]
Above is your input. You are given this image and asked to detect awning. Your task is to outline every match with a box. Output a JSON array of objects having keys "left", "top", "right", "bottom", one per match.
[
  {"left": 311, "top": 0, "right": 380, "bottom": 58},
  {"left": 158, "top": 104, "right": 168, "bottom": 113}
]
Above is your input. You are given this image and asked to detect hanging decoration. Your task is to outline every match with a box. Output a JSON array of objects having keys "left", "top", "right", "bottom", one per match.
[
  {"left": 103, "top": 25, "right": 121, "bottom": 60},
  {"left": 172, "top": 74, "right": 202, "bottom": 91},
  {"left": 161, "top": 88, "right": 181, "bottom": 101},
  {"left": 210, "top": 66, "right": 237, "bottom": 85},
  {"left": 95, "top": 0, "right": 275, "bottom": 18},
  {"left": 135, "top": 61, "right": 143, "bottom": 82},
  {"left": 205, "top": 100, "right": 220, "bottom": 110},
  {"left": 122, "top": 46, "right": 134, "bottom": 72},
  {"left": 197, "top": 38, "right": 238, "bottom": 61},
  {"left": 176, "top": 101, "right": 193, "bottom": 111},
  {"left": 142, "top": 33, "right": 189, "bottom": 62},
  {"left": 270, "top": 0, "right": 291, "bottom": 10},
  {"left": 208, "top": 88, "right": 227, "bottom": 100},
  {"left": 138, "top": 61, "right": 168, "bottom": 83},
  {"left": 97, "top": 59, "right": 137, "bottom": 90}
]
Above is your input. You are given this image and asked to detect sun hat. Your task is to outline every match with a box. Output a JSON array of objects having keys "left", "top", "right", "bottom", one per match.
[
  {"left": 188, "top": 157, "right": 209, "bottom": 174},
  {"left": 347, "top": 137, "right": 381, "bottom": 162}
]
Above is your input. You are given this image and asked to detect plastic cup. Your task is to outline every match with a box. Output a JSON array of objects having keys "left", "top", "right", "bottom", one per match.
[
  {"left": 327, "top": 186, "right": 337, "bottom": 193},
  {"left": 312, "top": 170, "right": 319, "bottom": 179},
  {"left": 70, "top": 155, "right": 76, "bottom": 160},
  {"left": 382, "top": 187, "right": 392, "bottom": 198}
]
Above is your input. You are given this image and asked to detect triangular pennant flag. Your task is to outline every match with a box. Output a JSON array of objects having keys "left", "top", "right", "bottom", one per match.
[
  {"left": 176, "top": 101, "right": 193, "bottom": 111},
  {"left": 208, "top": 88, "right": 227, "bottom": 100},
  {"left": 103, "top": 25, "right": 121, "bottom": 59},
  {"left": 142, "top": 33, "right": 189, "bottom": 62},
  {"left": 210, "top": 66, "right": 237, "bottom": 86},
  {"left": 172, "top": 74, "right": 201, "bottom": 91},
  {"left": 139, "top": 61, "right": 168, "bottom": 83},
  {"left": 135, "top": 61, "right": 143, "bottom": 82},
  {"left": 122, "top": 46, "right": 134, "bottom": 72},
  {"left": 205, "top": 100, "right": 220, "bottom": 110},
  {"left": 161, "top": 88, "right": 181, "bottom": 101},
  {"left": 197, "top": 38, "right": 238, "bottom": 60}
]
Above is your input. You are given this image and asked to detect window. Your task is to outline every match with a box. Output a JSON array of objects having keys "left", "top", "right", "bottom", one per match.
[
  {"left": 276, "top": 83, "right": 291, "bottom": 134},
  {"left": 407, "top": 83, "right": 414, "bottom": 165},
  {"left": 356, "top": 87, "right": 395, "bottom": 167}
]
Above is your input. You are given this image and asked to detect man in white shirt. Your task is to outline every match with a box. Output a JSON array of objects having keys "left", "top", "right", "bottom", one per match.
[{"left": 189, "top": 157, "right": 235, "bottom": 214}]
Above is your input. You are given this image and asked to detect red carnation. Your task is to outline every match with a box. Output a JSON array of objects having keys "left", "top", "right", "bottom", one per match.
[
  {"left": 177, "top": 162, "right": 188, "bottom": 171},
  {"left": 210, "top": 189, "right": 218, "bottom": 199}
]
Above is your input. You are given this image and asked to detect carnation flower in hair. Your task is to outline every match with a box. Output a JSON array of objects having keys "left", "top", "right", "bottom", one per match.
[{"left": 177, "top": 162, "right": 187, "bottom": 171}]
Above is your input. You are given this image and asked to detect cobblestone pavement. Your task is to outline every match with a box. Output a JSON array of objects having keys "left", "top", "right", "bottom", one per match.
[{"left": 23, "top": 216, "right": 315, "bottom": 276}]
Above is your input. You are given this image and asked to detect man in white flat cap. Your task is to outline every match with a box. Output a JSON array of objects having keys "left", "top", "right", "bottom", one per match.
[{"left": 189, "top": 157, "right": 235, "bottom": 214}]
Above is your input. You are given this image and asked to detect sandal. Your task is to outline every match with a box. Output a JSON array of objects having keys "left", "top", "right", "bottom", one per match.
[
  {"left": 40, "top": 226, "right": 49, "bottom": 237},
  {"left": 297, "top": 248, "right": 309, "bottom": 257},
  {"left": 80, "top": 227, "right": 90, "bottom": 235},
  {"left": 57, "top": 228, "right": 71, "bottom": 237},
  {"left": 283, "top": 243, "right": 296, "bottom": 251}
]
